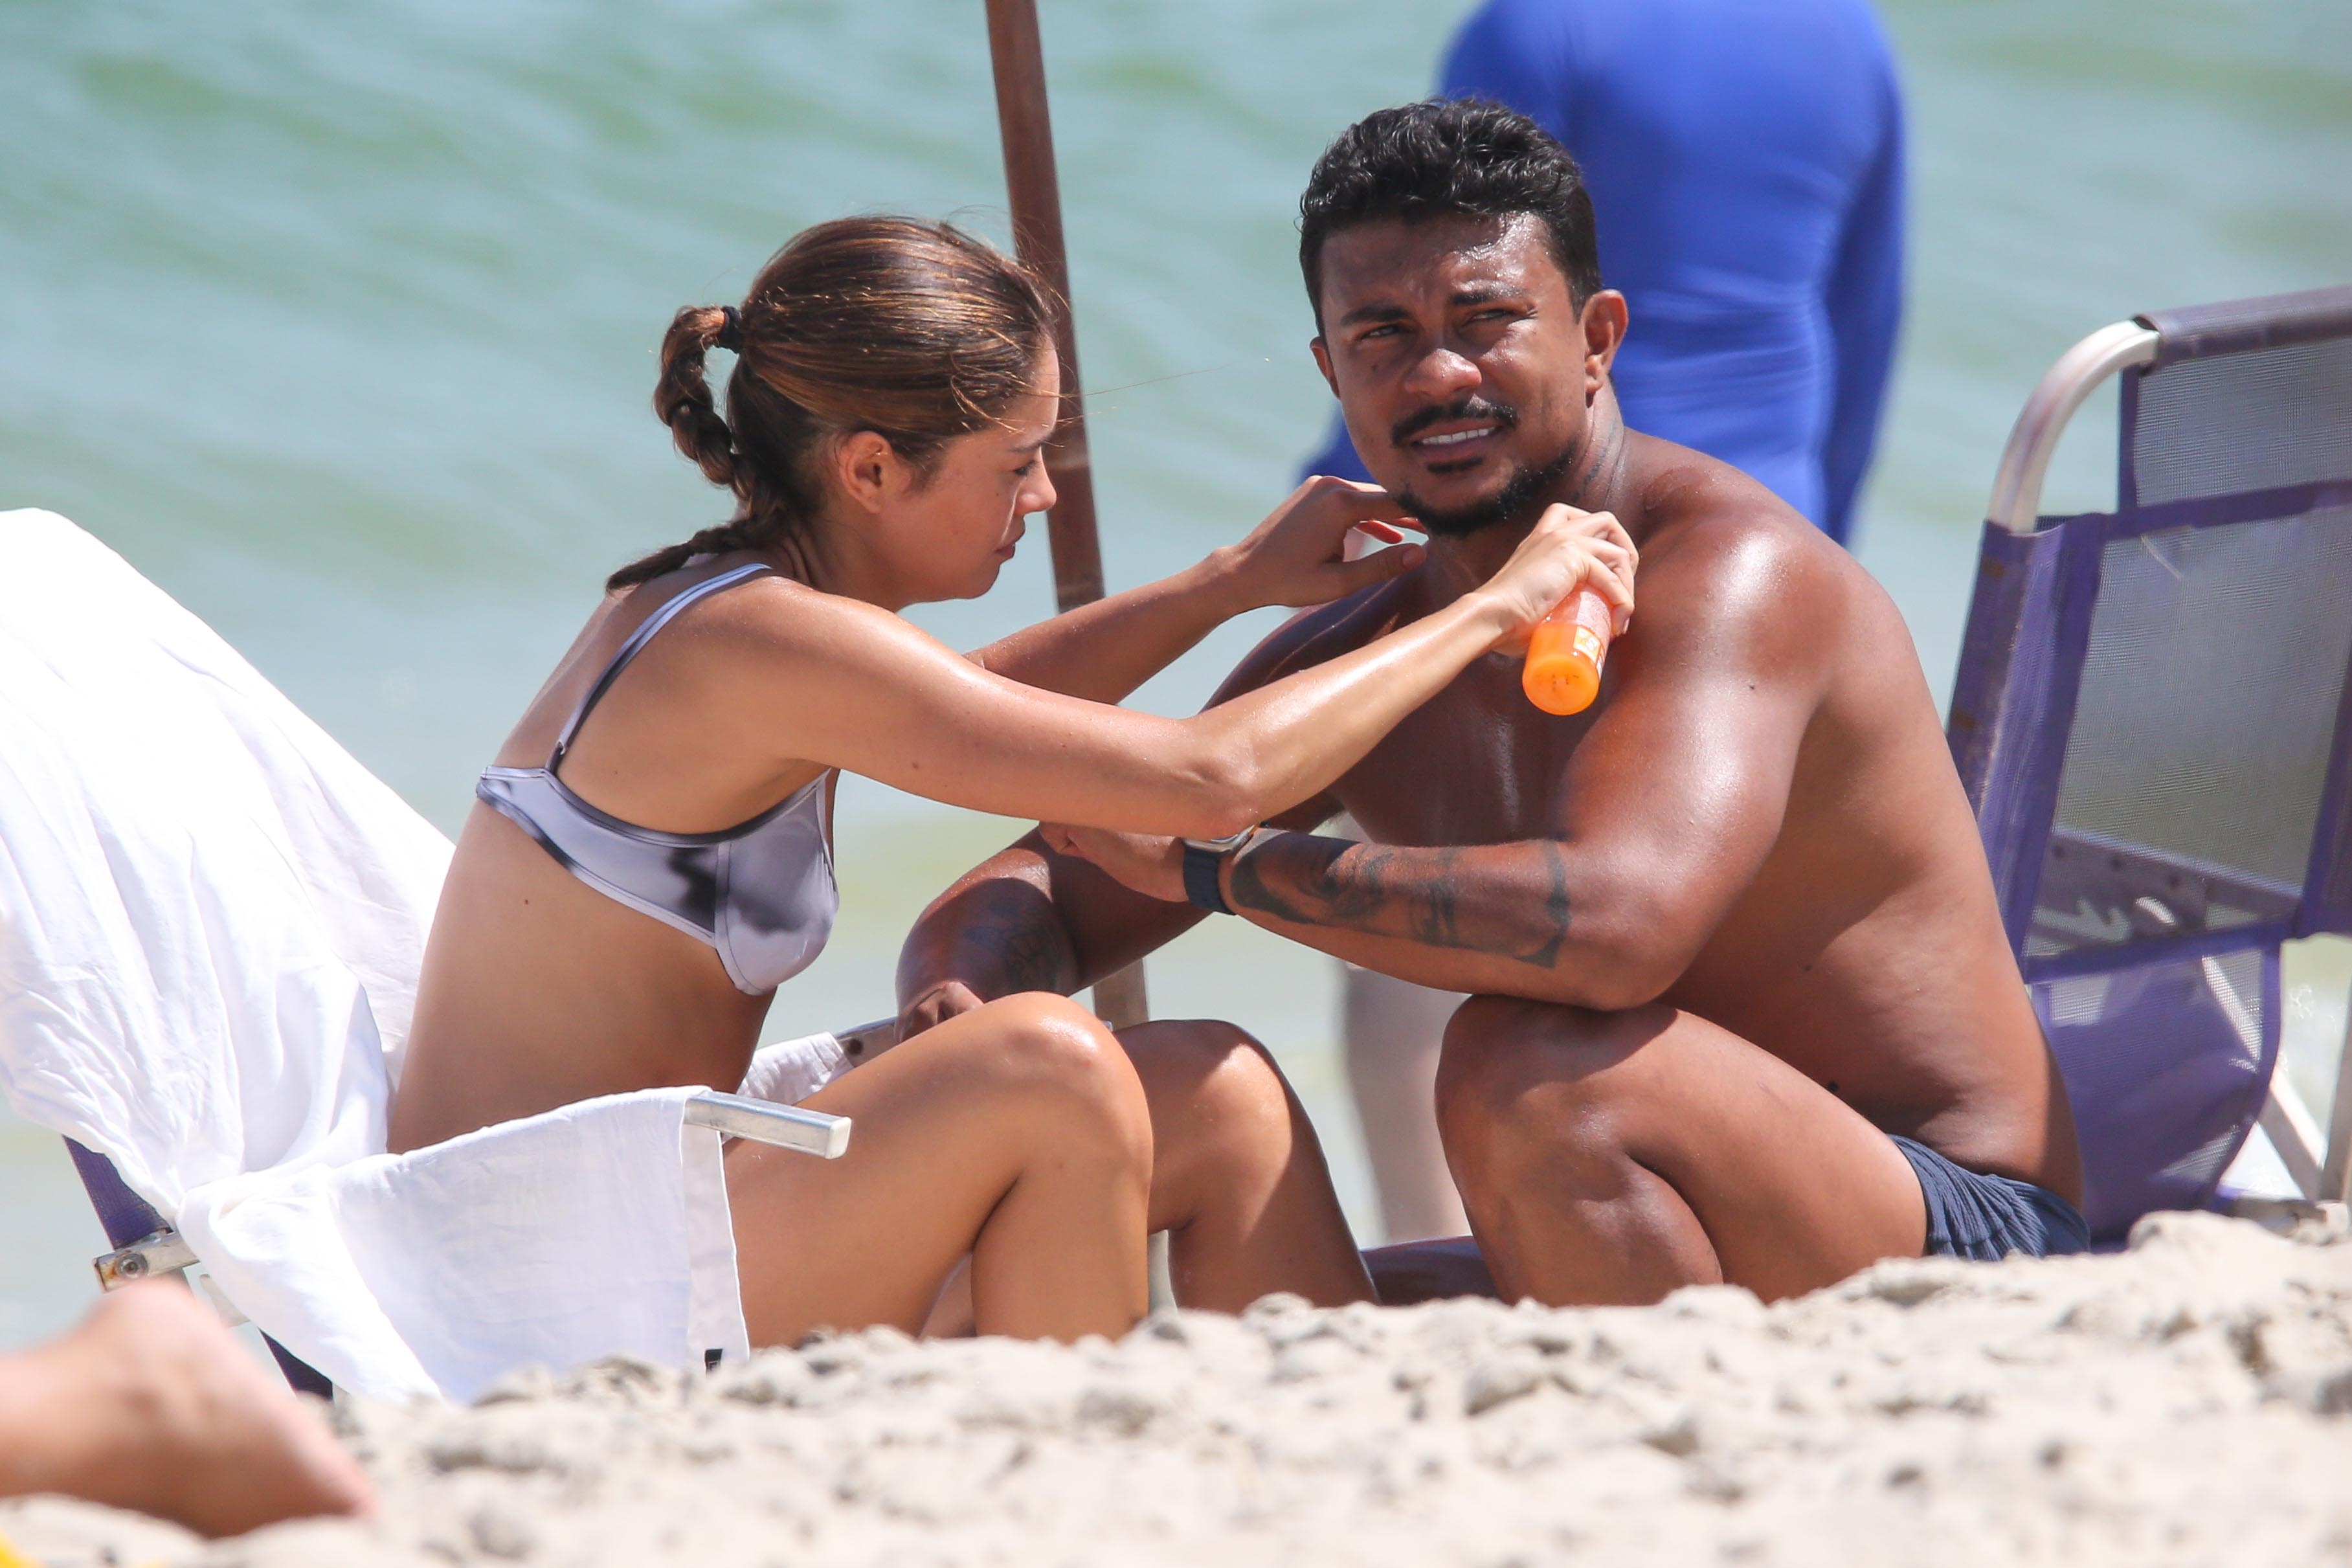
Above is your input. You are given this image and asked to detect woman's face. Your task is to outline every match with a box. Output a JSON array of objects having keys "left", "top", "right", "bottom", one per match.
[{"left": 862, "top": 350, "right": 1061, "bottom": 605}]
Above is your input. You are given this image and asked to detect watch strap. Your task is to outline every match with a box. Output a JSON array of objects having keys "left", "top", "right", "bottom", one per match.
[{"left": 1182, "top": 838, "right": 1235, "bottom": 915}]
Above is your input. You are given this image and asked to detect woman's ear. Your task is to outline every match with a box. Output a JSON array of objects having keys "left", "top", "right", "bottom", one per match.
[{"left": 831, "top": 431, "right": 903, "bottom": 515}]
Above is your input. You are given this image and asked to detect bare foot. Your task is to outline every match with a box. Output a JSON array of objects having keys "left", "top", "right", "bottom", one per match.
[{"left": 0, "top": 1282, "right": 376, "bottom": 1537}]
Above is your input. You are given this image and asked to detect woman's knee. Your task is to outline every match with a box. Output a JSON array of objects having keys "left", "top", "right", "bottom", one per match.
[{"left": 972, "top": 992, "right": 1152, "bottom": 1155}]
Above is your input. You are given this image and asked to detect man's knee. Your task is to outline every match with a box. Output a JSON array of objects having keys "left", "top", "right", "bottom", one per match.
[
  {"left": 1434, "top": 998, "right": 1670, "bottom": 1178},
  {"left": 1121, "top": 1016, "right": 1266, "bottom": 1077},
  {"left": 1121, "top": 1018, "right": 1297, "bottom": 1176}
]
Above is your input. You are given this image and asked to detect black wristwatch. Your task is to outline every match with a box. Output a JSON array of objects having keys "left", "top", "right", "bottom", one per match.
[{"left": 1181, "top": 828, "right": 1257, "bottom": 915}]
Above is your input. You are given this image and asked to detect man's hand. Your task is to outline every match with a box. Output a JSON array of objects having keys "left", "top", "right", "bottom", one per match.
[
  {"left": 1038, "top": 823, "right": 1188, "bottom": 904},
  {"left": 896, "top": 978, "right": 985, "bottom": 1042}
]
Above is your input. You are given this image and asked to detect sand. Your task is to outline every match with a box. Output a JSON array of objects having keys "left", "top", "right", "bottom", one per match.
[{"left": 6, "top": 1209, "right": 2349, "bottom": 1568}]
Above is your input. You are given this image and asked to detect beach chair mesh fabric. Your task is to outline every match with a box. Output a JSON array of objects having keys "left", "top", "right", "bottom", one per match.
[
  {"left": 2034, "top": 949, "right": 2278, "bottom": 1227},
  {"left": 1949, "top": 287, "right": 2352, "bottom": 1241},
  {"left": 2127, "top": 333, "right": 2352, "bottom": 506},
  {"left": 2038, "top": 507, "right": 2352, "bottom": 958}
]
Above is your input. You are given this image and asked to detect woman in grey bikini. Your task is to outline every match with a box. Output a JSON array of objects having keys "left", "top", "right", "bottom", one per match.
[{"left": 390, "top": 216, "right": 1635, "bottom": 1344}]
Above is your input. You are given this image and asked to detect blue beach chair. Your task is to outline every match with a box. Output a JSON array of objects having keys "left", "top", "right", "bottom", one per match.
[{"left": 1949, "top": 284, "right": 2352, "bottom": 1241}]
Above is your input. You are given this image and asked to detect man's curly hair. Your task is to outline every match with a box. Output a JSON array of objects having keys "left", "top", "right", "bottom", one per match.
[{"left": 1299, "top": 98, "right": 1603, "bottom": 330}]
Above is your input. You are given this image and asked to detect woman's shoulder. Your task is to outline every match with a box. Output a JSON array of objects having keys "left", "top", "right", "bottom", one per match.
[
  {"left": 648, "top": 559, "right": 883, "bottom": 647},
  {"left": 641, "top": 560, "right": 949, "bottom": 699}
]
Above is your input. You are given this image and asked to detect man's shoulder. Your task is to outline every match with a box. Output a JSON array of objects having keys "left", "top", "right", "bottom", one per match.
[
  {"left": 1627, "top": 438, "right": 1876, "bottom": 653},
  {"left": 1634, "top": 437, "right": 1839, "bottom": 563},
  {"left": 1211, "top": 576, "right": 1419, "bottom": 704}
]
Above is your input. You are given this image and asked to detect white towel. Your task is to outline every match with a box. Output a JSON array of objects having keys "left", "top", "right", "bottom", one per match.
[
  {"left": 0, "top": 512, "right": 444, "bottom": 1209},
  {"left": 741, "top": 1031, "right": 852, "bottom": 1106},
  {"left": 0, "top": 510, "right": 779, "bottom": 1401},
  {"left": 181, "top": 1088, "right": 745, "bottom": 1403}
]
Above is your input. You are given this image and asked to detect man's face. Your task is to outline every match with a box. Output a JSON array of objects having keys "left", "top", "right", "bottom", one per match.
[{"left": 1311, "top": 212, "right": 1618, "bottom": 536}]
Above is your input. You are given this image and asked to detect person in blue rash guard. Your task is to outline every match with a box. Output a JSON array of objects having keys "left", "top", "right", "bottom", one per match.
[
  {"left": 1302, "top": 0, "right": 1905, "bottom": 547},
  {"left": 1303, "top": 0, "right": 1907, "bottom": 1248}
]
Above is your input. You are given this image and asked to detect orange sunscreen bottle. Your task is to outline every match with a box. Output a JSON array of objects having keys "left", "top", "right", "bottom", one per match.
[{"left": 1521, "top": 585, "right": 1614, "bottom": 716}]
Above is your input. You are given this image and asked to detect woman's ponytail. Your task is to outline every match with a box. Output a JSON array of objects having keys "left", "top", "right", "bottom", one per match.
[
  {"left": 608, "top": 306, "right": 754, "bottom": 590},
  {"left": 609, "top": 217, "right": 1056, "bottom": 594},
  {"left": 653, "top": 305, "right": 739, "bottom": 489}
]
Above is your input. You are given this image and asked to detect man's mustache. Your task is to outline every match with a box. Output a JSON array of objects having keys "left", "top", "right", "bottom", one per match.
[{"left": 1390, "top": 397, "right": 1521, "bottom": 449}]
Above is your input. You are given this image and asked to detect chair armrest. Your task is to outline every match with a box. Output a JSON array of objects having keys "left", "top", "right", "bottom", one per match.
[
  {"left": 93, "top": 1227, "right": 197, "bottom": 1290},
  {"left": 834, "top": 1016, "right": 899, "bottom": 1066},
  {"left": 684, "top": 1092, "right": 851, "bottom": 1158},
  {"left": 1986, "top": 319, "right": 2157, "bottom": 533}
]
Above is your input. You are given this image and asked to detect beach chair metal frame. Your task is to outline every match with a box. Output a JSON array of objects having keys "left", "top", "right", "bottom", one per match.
[{"left": 1949, "top": 285, "right": 2352, "bottom": 1234}]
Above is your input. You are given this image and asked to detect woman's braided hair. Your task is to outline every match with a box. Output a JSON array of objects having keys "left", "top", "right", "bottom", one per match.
[{"left": 611, "top": 216, "right": 1058, "bottom": 590}]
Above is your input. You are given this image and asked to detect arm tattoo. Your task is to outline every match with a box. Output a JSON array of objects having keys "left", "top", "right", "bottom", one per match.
[
  {"left": 1225, "top": 833, "right": 1572, "bottom": 970},
  {"left": 959, "top": 906, "right": 1077, "bottom": 996},
  {"left": 906, "top": 880, "right": 1081, "bottom": 1003}
]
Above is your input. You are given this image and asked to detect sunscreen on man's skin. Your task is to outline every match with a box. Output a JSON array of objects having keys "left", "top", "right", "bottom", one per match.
[{"left": 1522, "top": 586, "right": 1613, "bottom": 716}]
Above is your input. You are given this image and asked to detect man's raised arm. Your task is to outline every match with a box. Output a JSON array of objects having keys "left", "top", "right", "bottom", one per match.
[
  {"left": 1240, "top": 531, "right": 1832, "bottom": 1005},
  {"left": 1050, "top": 524, "right": 1841, "bottom": 1011}
]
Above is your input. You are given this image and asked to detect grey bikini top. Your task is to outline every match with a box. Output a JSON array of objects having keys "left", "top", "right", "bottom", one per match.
[{"left": 476, "top": 563, "right": 838, "bottom": 996}]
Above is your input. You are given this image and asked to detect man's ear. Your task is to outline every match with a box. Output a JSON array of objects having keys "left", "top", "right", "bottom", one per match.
[
  {"left": 1310, "top": 335, "right": 1339, "bottom": 399},
  {"left": 1580, "top": 290, "right": 1630, "bottom": 399},
  {"left": 829, "top": 430, "right": 902, "bottom": 515}
]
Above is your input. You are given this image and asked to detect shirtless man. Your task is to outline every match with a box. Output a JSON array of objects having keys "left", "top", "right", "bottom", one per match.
[{"left": 897, "top": 99, "right": 2085, "bottom": 1306}]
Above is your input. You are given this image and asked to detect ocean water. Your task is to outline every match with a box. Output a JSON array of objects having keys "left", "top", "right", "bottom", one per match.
[{"left": 2, "top": 0, "right": 2346, "bottom": 1350}]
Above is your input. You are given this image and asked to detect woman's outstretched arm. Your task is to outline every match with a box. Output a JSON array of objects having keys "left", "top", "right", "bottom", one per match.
[
  {"left": 966, "top": 477, "right": 1422, "bottom": 704},
  {"left": 750, "top": 502, "right": 1635, "bottom": 840}
]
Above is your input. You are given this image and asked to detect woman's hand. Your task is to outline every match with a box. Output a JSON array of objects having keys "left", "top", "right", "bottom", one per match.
[
  {"left": 967, "top": 475, "right": 1422, "bottom": 709},
  {"left": 1210, "top": 476, "right": 1426, "bottom": 612},
  {"left": 1038, "top": 823, "right": 1187, "bottom": 904},
  {"left": 1472, "top": 503, "right": 1639, "bottom": 652}
]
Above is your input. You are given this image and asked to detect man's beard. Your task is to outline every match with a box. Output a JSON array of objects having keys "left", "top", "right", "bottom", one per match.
[
  {"left": 1389, "top": 397, "right": 1580, "bottom": 538},
  {"left": 1397, "top": 440, "right": 1580, "bottom": 538}
]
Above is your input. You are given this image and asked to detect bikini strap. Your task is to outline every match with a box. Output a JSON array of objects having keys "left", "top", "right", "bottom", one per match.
[{"left": 550, "top": 562, "right": 773, "bottom": 767}]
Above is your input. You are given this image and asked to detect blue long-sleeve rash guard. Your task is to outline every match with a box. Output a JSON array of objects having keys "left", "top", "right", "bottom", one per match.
[{"left": 1303, "top": 0, "right": 1904, "bottom": 544}]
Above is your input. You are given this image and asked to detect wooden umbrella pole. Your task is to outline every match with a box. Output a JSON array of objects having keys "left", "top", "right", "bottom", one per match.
[
  {"left": 983, "top": 0, "right": 1148, "bottom": 1031},
  {"left": 983, "top": 0, "right": 1104, "bottom": 612}
]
